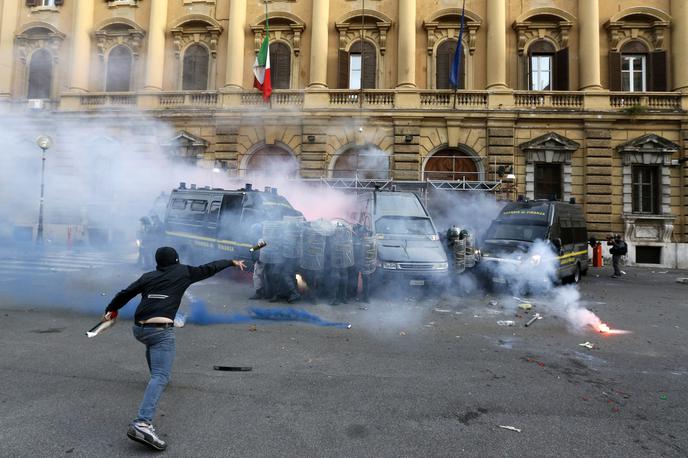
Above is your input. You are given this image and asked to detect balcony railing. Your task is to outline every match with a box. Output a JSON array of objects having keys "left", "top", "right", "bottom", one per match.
[
  {"left": 419, "top": 90, "right": 488, "bottom": 109},
  {"left": 49, "top": 89, "right": 686, "bottom": 113}
]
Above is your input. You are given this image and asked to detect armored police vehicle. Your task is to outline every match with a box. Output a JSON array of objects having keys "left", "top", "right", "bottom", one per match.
[
  {"left": 144, "top": 183, "right": 302, "bottom": 265},
  {"left": 478, "top": 199, "right": 589, "bottom": 286},
  {"left": 356, "top": 190, "right": 449, "bottom": 286}
]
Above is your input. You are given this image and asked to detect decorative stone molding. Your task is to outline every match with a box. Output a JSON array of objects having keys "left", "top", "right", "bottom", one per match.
[
  {"left": 162, "top": 131, "right": 209, "bottom": 162},
  {"left": 94, "top": 19, "right": 145, "bottom": 59},
  {"left": 605, "top": 7, "right": 672, "bottom": 51},
  {"left": 335, "top": 10, "right": 392, "bottom": 55},
  {"left": 106, "top": 0, "right": 139, "bottom": 8},
  {"left": 623, "top": 214, "right": 675, "bottom": 243},
  {"left": 170, "top": 15, "right": 223, "bottom": 58},
  {"left": 519, "top": 132, "right": 579, "bottom": 201},
  {"left": 250, "top": 13, "right": 305, "bottom": 56},
  {"left": 423, "top": 8, "right": 482, "bottom": 56},
  {"left": 512, "top": 8, "right": 576, "bottom": 55},
  {"left": 15, "top": 23, "right": 65, "bottom": 64},
  {"left": 616, "top": 133, "right": 678, "bottom": 217}
]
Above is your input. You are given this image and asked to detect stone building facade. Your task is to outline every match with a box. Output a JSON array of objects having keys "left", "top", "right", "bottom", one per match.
[{"left": 0, "top": 0, "right": 687, "bottom": 267}]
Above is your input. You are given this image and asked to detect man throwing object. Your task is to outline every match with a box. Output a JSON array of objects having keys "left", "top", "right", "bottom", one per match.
[{"left": 102, "top": 246, "right": 246, "bottom": 451}]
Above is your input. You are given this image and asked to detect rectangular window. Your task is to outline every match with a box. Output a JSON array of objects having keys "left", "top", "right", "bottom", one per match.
[
  {"left": 530, "top": 55, "right": 552, "bottom": 91},
  {"left": 534, "top": 164, "right": 562, "bottom": 200},
  {"left": 171, "top": 199, "right": 187, "bottom": 210},
  {"left": 42, "top": 0, "right": 55, "bottom": 6},
  {"left": 621, "top": 55, "right": 646, "bottom": 92},
  {"left": 349, "top": 54, "right": 362, "bottom": 90},
  {"left": 190, "top": 200, "right": 208, "bottom": 212},
  {"left": 632, "top": 166, "right": 659, "bottom": 214}
]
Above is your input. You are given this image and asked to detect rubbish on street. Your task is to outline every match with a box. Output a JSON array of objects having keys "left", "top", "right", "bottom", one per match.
[
  {"left": 488, "top": 300, "right": 498, "bottom": 306},
  {"left": 524, "top": 313, "right": 542, "bottom": 327},
  {"left": 660, "top": 394, "right": 668, "bottom": 400},
  {"left": 498, "top": 425, "right": 521, "bottom": 433},
  {"left": 399, "top": 331, "right": 407, "bottom": 336},
  {"left": 433, "top": 308, "right": 451, "bottom": 313},
  {"left": 213, "top": 366, "right": 252, "bottom": 371},
  {"left": 518, "top": 302, "right": 533, "bottom": 311},
  {"left": 579, "top": 341, "right": 595, "bottom": 349},
  {"left": 676, "top": 278, "right": 688, "bottom": 284},
  {"left": 497, "top": 320, "right": 515, "bottom": 326}
]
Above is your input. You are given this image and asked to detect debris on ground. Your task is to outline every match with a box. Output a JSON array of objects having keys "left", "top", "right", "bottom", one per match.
[
  {"left": 676, "top": 278, "right": 688, "bottom": 284},
  {"left": 488, "top": 300, "right": 499, "bottom": 306},
  {"left": 518, "top": 302, "right": 533, "bottom": 312},
  {"left": 660, "top": 394, "right": 668, "bottom": 400},
  {"left": 524, "top": 313, "right": 542, "bottom": 327},
  {"left": 579, "top": 341, "right": 596, "bottom": 349},
  {"left": 497, "top": 425, "right": 521, "bottom": 433},
  {"left": 497, "top": 320, "right": 515, "bottom": 326},
  {"left": 399, "top": 331, "right": 407, "bottom": 336},
  {"left": 213, "top": 366, "right": 252, "bottom": 371},
  {"left": 433, "top": 308, "right": 451, "bottom": 313}
]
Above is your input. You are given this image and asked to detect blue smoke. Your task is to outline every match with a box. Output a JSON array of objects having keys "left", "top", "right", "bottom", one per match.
[{"left": 187, "top": 299, "right": 350, "bottom": 329}]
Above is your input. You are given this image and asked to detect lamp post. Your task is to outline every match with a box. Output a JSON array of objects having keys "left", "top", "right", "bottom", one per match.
[{"left": 35, "top": 135, "right": 53, "bottom": 244}]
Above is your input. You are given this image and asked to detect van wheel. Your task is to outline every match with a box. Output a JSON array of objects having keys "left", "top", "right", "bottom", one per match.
[{"left": 572, "top": 264, "right": 581, "bottom": 284}]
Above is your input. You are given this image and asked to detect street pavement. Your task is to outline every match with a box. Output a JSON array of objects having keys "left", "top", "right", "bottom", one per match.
[{"left": 0, "top": 253, "right": 687, "bottom": 457}]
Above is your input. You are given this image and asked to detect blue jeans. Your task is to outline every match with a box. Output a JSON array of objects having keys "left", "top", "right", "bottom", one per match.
[{"left": 132, "top": 326, "right": 176, "bottom": 423}]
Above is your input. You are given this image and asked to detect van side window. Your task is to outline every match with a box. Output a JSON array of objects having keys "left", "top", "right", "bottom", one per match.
[
  {"left": 559, "top": 217, "right": 573, "bottom": 245},
  {"left": 190, "top": 200, "right": 208, "bottom": 212},
  {"left": 171, "top": 198, "right": 187, "bottom": 210}
]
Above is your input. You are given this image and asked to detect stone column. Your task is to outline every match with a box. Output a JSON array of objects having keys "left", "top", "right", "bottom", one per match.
[
  {"left": 0, "top": 0, "right": 19, "bottom": 99},
  {"left": 397, "top": 0, "right": 416, "bottom": 88},
  {"left": 144, "top": 0, "right": 168, "bottom": 91},
  {"left": 68, "top": 0, "right": 94, "bottom": 92},
  {"left": 225, "top": 0, "right": 247, "bottom": 88},
  {"left": 308, "top": 0, "right": 329, "bottom": 88},
  {"left": 672, "top": 0, "right": 688, "bottom": 91},
  {"left": 578, "top": 0, "right": 602, "bottom": 90},
  {"left": 486, "top": 0, "right": 507, "bottom": 89}
]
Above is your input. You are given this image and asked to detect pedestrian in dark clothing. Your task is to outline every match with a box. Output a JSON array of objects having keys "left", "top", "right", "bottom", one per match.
[
  {"left": 608, "top": 234, "right": 627, "bottom": 278},
  {"left": 102, "top": 246, "right": 245, "bottom": 451}
]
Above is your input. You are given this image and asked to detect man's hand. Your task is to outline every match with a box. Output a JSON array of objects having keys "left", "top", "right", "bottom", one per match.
[
  {"left": 233, "top": 260, "right": 247, "bottom": 271},
  {"left": 102, "top": 311, "right": 116, "bottom": 321}
]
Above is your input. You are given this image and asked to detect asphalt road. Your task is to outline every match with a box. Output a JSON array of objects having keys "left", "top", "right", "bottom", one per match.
[{"left": 0, "top": 253, "right": 687, "bottom": 457}]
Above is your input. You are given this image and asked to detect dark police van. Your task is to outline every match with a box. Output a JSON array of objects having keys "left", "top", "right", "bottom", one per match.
[
  {"left": 479, "top": 199, "right": 589, "bottom": 285},
  {"left": 141, "top": 183, "right": 302, "bottom": 265},
  {"left": 356, "top": 190, "right": 449, "bottom": 286}
]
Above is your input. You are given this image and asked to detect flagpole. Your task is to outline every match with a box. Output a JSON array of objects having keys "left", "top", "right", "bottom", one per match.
[
  {"left": 265, "top": 0, "right": 272, "bottom": 109},
  {"left": 452, "top": 0, "right": 466, "bottom": 110}
]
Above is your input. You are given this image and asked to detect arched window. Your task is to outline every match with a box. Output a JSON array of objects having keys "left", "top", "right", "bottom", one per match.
[
  {"left": 27, "top": 49, "right": 52, "bottom": 99},
  {"left": 339, "top": 40, "right": 376, "bottom": 89},
  {"left": 436, "top": 40, "right": 465, "bottom": 89},
  {"left": 527, "top": 40, "right": 556, "bottom": 91},
  {"left": 182, "top": 44, "right": 209, "bottom": 90},
  {"left": 332, "top": 146, "right": 389, "bottom": 179},
  {"left": 245, "top": 145, "right": 298, "bottom": 178},
  {"left": 269, "top": 42, "right": 291, "bottom": 89},
  {"left": 105, "top": 45, "right": 132, "bottom": 92},
  {"left": 424, "top": 149, "right": 479, "bottom": 181}
]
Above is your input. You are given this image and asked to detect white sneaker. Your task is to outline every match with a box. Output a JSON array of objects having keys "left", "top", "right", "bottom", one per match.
[{"left": 127, "top": 421, "right": 167, "bottom": 451}]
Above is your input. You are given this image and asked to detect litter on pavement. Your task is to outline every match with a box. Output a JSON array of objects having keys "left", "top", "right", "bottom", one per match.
[
  {"left": 497, "top": 320, "right": 515, "bottom": 326},
  {"left": 579, "top": 341, "right": 596, "bottom": 349},
  {"left": 497, "top": 425, "right": 522, "bottom": 433}
]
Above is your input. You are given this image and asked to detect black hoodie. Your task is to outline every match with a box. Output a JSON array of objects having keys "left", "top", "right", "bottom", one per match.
[{"left": 105, "top": 260, "right": 233, "bottom": 322}]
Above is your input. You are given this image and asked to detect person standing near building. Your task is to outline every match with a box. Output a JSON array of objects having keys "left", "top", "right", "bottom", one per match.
[
  {"left": 608, "top": 234, "right": 627, "bottom": 278},
  {"left": 101, "top": 246, "right": 246, "bottom": 451}
]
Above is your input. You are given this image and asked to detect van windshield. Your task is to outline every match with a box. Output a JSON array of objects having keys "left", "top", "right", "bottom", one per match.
[
  {"left": 376, "top": 216, "right": 435, "bottom": 236},
  {"left": 375, "top": 194, "right": 427, "bottom": 217},
  {"left": 485, "top": 222, "right": 548, "bottom": 242}
]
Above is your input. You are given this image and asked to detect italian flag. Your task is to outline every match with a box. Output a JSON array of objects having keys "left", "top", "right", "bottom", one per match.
[{"left": 253, "top": 35, "right": 271, "bottom": 101}]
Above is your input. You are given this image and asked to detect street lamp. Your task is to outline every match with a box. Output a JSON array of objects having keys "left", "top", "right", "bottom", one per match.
[{"left": 35, "top": 135, "right": 52, "bottom": 244}]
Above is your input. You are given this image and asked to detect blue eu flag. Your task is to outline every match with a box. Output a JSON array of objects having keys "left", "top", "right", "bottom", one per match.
[{"left": 449, "top": 0, "right": 466, "bottom": 89}]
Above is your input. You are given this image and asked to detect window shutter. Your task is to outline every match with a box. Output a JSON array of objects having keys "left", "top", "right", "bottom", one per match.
[
  {"left": 650, "top": 50, "right": 667, "bottom": 92},
  {"left": 54, "top": 0, "right": 64, "bottom": 5},
  {"left": 269, "top": 42, "right": 291, "bottom": 89},
  {"left": 26, "top": 0, "right": 37, "bottom": 6},
  {"left": 435, "top": 41, "right": 453, "bottom": 89},
  {"left": 338, "top": 49, "right": 349, "bottom": 89},
  {"left": 554, "top": 48, "right": 569, "bottom": 91},
  {"left": 361, "top": 41, "right": 376, "bottom": 89},
  {"left": 609, "top": 52, "right": 621, "bottom": 91}
]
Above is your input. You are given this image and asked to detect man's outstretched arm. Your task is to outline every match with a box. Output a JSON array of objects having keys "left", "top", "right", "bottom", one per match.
[
  {"left": 188, "top": 259, "right": 246, "bottom": 283},
  {"left": 104, "top": 278, "right": 144, "bottom": 317}
]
